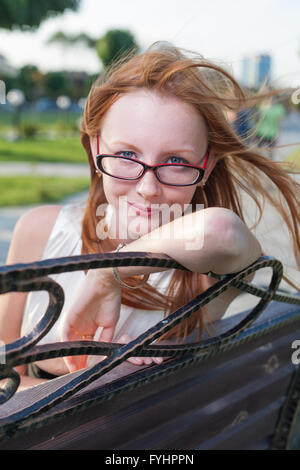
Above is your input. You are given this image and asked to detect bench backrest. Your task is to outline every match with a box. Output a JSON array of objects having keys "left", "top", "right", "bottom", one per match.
[{"left": 0, "top": 253, "right": 299, "bottom": 449}]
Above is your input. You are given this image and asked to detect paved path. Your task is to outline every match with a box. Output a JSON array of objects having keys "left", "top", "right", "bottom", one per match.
[{"left": 0, "top": 162, "right": 90, "bottom": 177}]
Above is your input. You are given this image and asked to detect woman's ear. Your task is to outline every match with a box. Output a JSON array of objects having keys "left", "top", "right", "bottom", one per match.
[{"left": 197, "top": 148, "right": 218, "bottom": 187}]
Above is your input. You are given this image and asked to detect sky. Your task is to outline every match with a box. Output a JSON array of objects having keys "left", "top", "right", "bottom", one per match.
[{"left": 0, "top": 0, "right": 299, "bottom": 87}]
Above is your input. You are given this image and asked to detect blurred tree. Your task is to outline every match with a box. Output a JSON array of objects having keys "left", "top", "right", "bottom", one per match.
[
  {"left": 43, "top": 71, "right": 72, "bottom": 99},
  {"left": 47, "top": 31, "right": 97, "bottom": 48},
  {"left": 16, "top": 65, "right": 44, "bottom": 101},
  {"left": 0, "top": 0, "right": 80, "bottom": 30},
  {"left": 47, "top": 31, "right": 73, "bottom": 46},
  {"left": 2, "top": 67, "right": 96, "bottom": 102},
  {"left": 47, "top": 28, "right": 139, "bottom": 69},
  {"left": 96, "top": 29, "right": 139, "bottom": 67},
  {"left": 64, "top": 72, "right": 96, "bottom": 100}
]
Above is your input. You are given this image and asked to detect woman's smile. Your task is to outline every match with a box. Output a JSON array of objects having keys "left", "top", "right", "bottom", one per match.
[{"left": 128, "top": 201, "right": 161, "bottom": 217}]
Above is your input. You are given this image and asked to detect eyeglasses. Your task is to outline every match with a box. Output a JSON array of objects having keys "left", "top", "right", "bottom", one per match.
[{"left": 96, "top": 146, "right": 209, "bottom": 187}]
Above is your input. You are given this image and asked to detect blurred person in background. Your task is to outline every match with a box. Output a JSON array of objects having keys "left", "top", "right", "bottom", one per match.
[{"left": 255, "top": 96, "right": 285, "bottom": 159}]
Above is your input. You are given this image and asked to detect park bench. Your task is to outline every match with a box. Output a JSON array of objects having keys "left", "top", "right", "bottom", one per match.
[{"left": 0, "top": 251, "right": 299, "bottom": 450}]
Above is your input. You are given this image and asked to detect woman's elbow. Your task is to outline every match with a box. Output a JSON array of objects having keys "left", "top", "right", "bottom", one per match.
[{"left": 205, "top": 208, "right": 262, "bottom": 274}]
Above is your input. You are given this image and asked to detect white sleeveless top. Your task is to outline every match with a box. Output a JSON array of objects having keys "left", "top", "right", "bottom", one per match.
[{"left": 21, "top": 202, "right": 174, "bottom": 352}]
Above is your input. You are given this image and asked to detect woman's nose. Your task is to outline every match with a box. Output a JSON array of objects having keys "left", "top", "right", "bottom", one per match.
[{"left": 136, "top": 169, "right": 162, "bottom": 199}]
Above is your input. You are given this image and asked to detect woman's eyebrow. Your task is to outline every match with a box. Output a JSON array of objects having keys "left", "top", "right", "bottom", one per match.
[
  {"left": 111, "top": 141, "right": 200, "bottom": 157},
  {"left": 110, "top": 141, "right": 141, "bottom": 152}
]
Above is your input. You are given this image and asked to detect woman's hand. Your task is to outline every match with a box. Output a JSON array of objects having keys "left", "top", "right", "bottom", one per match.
[
  {"left": 61, "top": 268, "right": 122, "bottom": 372},
  {"left": 117, "top": 334, "right": 164, "bottom": 366}
]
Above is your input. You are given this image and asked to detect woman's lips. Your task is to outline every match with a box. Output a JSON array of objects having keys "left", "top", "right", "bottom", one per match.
[{"left": 128, "top": 202, "right": 160, "bottom": 216}]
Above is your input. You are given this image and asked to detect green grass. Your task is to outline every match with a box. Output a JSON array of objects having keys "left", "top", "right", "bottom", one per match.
[
  {"left": 0, "top": 175, "right": 90, "bottom": 206},
  {"left": 0, "top": 110, "right": 81, "bottom": 132},
  {"left": 0, "top": 137, "right": 87, "bottom": 163}
]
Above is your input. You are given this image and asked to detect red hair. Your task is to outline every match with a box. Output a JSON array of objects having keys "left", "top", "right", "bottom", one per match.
[{"left": 79, "top": 43, "right": 300, "bottom": 340}]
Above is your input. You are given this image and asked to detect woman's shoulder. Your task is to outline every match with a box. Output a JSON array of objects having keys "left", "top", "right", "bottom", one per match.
[{"left": 6, "top": 204, "right": 63, "bottom": 265}]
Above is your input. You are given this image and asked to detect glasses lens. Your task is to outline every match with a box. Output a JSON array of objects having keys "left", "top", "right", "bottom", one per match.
[
  {"left": 157, "top": 165, "right": 201, "bottom": 185},
  {"left": 101, "top": 156, "right": 144, "bottom": 179}
]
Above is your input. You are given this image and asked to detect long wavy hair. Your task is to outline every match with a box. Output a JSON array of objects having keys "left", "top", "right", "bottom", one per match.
[{"left": 79, "top": 42, "right": 300, "bottom": 341}]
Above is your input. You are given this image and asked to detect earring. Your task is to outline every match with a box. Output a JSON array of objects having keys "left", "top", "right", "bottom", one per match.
[{"left": 95, "top": 169, "right": 101, "bottom": 178}]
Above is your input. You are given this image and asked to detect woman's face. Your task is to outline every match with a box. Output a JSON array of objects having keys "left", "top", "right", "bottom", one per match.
[{"left": 91, "top": 89, "right": 210, "bottom": 242}]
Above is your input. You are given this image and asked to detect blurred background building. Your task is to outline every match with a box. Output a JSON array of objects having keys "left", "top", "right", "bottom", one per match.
[{"left": 240, "top": 54, "right": 272, "bottom": 88}]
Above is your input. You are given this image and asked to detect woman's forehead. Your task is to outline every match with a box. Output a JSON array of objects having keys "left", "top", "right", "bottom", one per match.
[
  {"left": 100, "top": 89, "right": 208, "bottom": 147},
  {"left": 103, "top": 88, "right": 201, "bottom": 117}
]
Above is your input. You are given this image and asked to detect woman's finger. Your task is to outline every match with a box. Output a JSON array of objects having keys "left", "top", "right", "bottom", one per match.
[
  {"left": 153, "top": 357, "right": 163, "bottom": 365},
  {"left": 117, "top": 334, "right": 142, "bottom": 365},
  {"left": 61, "top": 321, "right": 92, "bottom": 372},
  {"left": 65, "top": 353, "right": 88, "bottom": 373},
  {"left": 98, "top": 325, "right": 115, "bottom": 343},
  {"left": 117, "top": 335, "right": 164, "bottom": 366}
]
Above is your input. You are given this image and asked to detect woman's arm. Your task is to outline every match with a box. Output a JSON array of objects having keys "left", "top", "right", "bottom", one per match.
[
  {"left": 115, "top": 207, "right": 262, "bottom": 277},
  {"left": 118, "top": 207, "right": 261, "bottom": 322},
  {"left": 111, "top": 207, "right": 261, "bottom": 323},
  {"left": 0, "top": 204, "right": 62, "bottom": 388},
  {"left": 63, "top": 207, "right": 262, "bottom": 371}
]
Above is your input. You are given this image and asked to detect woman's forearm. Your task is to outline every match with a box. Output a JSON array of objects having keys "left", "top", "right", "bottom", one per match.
[{"left": 103, "top": 207, "right": 261, "bottom": 279}]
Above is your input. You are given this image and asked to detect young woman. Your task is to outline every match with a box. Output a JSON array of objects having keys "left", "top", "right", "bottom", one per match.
[{"left": 0, "top": 43, "right": 299, "bottom": 388}]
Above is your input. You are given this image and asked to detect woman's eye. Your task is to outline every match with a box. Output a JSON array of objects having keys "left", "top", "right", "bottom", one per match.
[
  {"left": 168, "top": 156, "right": 189, "bottom": 164},
  {"left": 117, "top": 151, "right": 136, "bottom": 158}
]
